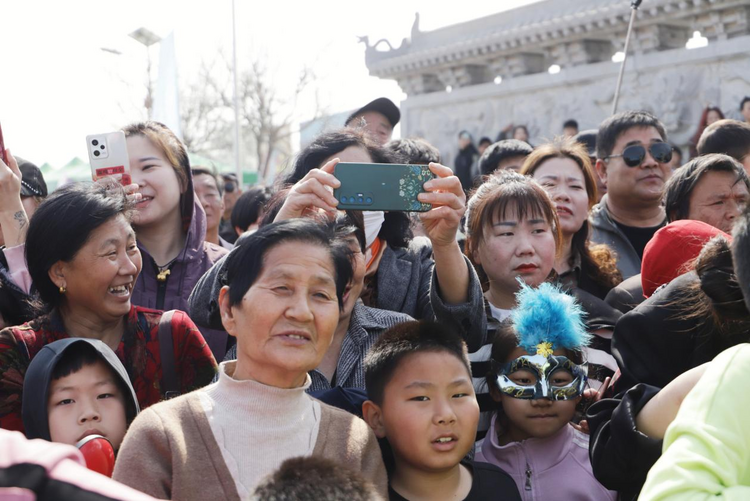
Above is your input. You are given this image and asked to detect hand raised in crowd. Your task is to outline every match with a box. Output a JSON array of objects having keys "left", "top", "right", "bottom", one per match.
[
  {"left": 274, "top": 158, "right": 340, "bottom": 222},
  {"left": 0, "top": 149, "right": 29, "bottom": 247},
  {"left": 572, "top": 376, "right": 612, "bottom": 435},
  {"left": 418, "top": 162, "right": 466, "bottom": 249}
]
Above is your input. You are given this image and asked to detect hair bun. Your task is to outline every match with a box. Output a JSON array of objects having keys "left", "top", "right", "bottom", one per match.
[{"left": 696, "top": 237, "right": 749, "bottom": 319}]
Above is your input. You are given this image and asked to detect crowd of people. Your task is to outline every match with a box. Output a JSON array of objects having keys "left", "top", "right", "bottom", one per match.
[{"left": 1, "top": 90, "right": 750, "bottom": 501}]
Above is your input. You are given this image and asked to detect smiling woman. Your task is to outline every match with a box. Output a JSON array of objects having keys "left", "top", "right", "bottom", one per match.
[
  {"left": 113, "top": 218, "right": 388, "bottom": 500},
  {"left": 0, "top": 182, "right": 218, "bottom": 434},
  {"left": 122, "top": 122, "right": 229, "bottom": 361}
]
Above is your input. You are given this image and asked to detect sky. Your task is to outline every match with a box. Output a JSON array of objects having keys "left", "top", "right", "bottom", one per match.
[{"left": 0, "top": 0, "right": 540, "bottom": 167}]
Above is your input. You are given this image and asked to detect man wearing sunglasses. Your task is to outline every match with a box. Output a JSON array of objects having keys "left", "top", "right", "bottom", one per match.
[{"left": 590, "top": 111, "right": 672, "bottom": 279}]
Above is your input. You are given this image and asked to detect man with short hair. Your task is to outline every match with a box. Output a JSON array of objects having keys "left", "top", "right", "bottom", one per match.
[
  {"left": 477, "top": 136, "right": 492, "bottom": 155},
  {"left": 219, "top": 173, "right": 241, "bottom": 244},
  {"left": 740, "top": 96, "right": 750, "bottom": 124},
  {"left": 575, "top": 129, "right": 606, "bottom": 202},
  {"left": 193, "top": 167, "right": 233, "bottom": 250},
  {"left": 664, "top": 153, "right": 749, "bottom": 233},
  {"left": 345, "top": 97, "right": 400, "bottom": 146},
  {"left": 697, "top": 119, "right": 750, "bottom": 172},
  {"left": 606, "top": 153, "right": 748, "bottom": 314},
  {"left": 477, "top": 139, "right": 533, "bottom": 176},
  {"left": 667, "top": 144, "right": 683, "bottom": 170},
  {"left": 590, "top": 111, "right": 672, "bottom": 279},
  {"left": 563, "top": 119, "right": 579, "bottom": 138}
]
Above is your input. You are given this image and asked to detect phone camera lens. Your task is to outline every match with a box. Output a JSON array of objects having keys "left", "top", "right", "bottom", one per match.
[
  {"left": 100, "top": 145, "right": 105, "bottom": 150},
  {"left": 358, "top": 197, "right": 364, "bottom": 203},
  {"left": 93, "top": 150, "right": 101, "bottom": 157},
  {"left": 340, "top": 196, "right": 347, "bottom": 203},
  {"left": 92, "top": 139, "right": 99, "bottom": 146},
  {"left": 366, "top": 197, "right": 372, "bottom": 204},
  {"left": 349, "top": 197, "right": 356, "bottom": 203}
]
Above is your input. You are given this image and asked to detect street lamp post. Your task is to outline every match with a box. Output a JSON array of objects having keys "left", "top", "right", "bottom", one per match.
[{"left": 129, "top": 28, "right": 162, "bottom": 119}]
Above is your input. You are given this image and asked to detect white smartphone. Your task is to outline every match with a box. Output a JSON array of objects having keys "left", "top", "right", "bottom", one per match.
[{"left": 86, "top": 131, "right": 131, "bottom": 185}]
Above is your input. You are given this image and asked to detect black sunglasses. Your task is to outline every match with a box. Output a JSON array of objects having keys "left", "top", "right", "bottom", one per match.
[{"left": 605, "top": 142, "right": 673, "bottom": 167}]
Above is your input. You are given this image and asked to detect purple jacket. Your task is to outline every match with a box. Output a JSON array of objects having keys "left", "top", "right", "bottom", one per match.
[
  {"left": 131, "top": 165, "right": 228, "bottom": 361},
  {"left": 476, "top": 416, "right": 617, "bottom": 501}
]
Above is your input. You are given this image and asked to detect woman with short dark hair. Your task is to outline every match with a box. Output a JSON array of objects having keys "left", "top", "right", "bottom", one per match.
[
  {"left": 114, "top": 219, "right": 387, "bottom": 500},
  {"left": 0, "top": 182, "right": 217, "bottom": 433}
]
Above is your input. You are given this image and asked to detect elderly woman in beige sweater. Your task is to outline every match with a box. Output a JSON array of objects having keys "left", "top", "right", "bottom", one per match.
[{"left": 114, "top": 219, "right": 387, "bottom": 500}]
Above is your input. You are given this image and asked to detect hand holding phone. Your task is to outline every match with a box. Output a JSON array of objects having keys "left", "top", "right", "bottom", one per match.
[
  {"left": 417, "top": 163, "right": 467, "bottom": 250},
  {"left": 274, "top": 158, "right": 341, "bottom": 222},
  {"left": 86, "top": 131, "right": 131, "bottom": 186},
  {"left": 333, "top": 162, "right": 435, "bottom": 212}
]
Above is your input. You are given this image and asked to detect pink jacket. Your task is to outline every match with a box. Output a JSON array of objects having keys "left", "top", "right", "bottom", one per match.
[{"left": 476, "top": 416, "right": 617, "bottom": 501}]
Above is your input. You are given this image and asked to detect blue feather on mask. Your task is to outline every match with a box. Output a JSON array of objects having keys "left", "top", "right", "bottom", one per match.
[{"left": 510, "top": 281, "right": 591, "bottom": 355}]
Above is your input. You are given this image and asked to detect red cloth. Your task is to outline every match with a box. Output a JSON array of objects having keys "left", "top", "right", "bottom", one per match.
[
  {"left": 641, "top": 220, "right": 730, "bottom": 298},
  {"left": 0, "top": 306, "right": 217, "bottom": 433}
]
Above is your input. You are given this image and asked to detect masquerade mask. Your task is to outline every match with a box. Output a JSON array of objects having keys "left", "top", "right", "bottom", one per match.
[
  {"left": 493, "top": 344, "right": 587, "bottom": 400},
  {"left": 605, "top": 142, "right": 673, "bottom": 167}
]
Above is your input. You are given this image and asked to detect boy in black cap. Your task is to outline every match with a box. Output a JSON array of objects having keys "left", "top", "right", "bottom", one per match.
[{"left": 345, "top": 97, "right": 400, "bottom": 145}]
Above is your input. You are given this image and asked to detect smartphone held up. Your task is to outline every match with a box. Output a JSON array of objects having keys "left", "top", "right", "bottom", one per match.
[
  {"left": 333, "top": 162, "right": 435, "bottom": 212},
  {"left": 86, "top": 131, "right": 131, "bottom": 186}
]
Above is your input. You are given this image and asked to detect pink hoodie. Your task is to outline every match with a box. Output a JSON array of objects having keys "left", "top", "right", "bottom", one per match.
[{"left": 476, "top": 415, "right": 616, "bottom": 501}]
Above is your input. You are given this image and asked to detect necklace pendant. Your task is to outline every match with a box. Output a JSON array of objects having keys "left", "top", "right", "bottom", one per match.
[{"left": 156, "top": 269, "right": 171, "bottom": 282}]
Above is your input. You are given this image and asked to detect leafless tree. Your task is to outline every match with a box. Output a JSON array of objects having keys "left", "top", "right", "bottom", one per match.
[{"left": 180, "top": 53, "right": 325, "bottom": 183}]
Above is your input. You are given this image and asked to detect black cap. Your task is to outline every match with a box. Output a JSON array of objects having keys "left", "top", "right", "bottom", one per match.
[
  {"left": 345, "top": 98, "right": 400, "bottom": 128},
  {"left": 17, "top": 157, "right": 48, "bottom": 197},
  {"left": 574, "top": 129, "right": 597, "bottom": 158}
]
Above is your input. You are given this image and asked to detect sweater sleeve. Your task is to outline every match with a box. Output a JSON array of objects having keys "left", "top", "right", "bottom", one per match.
[
  {"left": 639, "top": 345, "right": 750, "bottom": 500},
  {"left": 2, "top": 244, "right": 31, "bottom": 294},
  {"left": 429, "top": 255, "right": 487, "bottom": 352},
  {"left": 169, "top": 310, "right": 218, "bottom": 394},
  {"left": 113, "top": 407, "right": 174, "bottom": 500}
]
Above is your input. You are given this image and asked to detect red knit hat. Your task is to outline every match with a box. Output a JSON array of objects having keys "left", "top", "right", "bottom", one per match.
[{"left": 641, "top": 220, "right": 731, "bottom": 298}]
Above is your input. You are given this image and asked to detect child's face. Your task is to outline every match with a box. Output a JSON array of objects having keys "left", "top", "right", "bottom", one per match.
[
  {"left": 493, "top": 346, "right": 580, "bottom": 443},
  {"left": 47, "top": 359, "right": 128, "bottom": 450},
  {"left": 368, "top": 351, "right": 479, "bottom": 474},
  {"left": 473, "top": 205, "right": 556, "bottom": 294}
]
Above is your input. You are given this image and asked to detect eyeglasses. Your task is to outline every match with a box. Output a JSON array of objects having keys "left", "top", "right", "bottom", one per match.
[{"left": 605, "top": 142, "right": 673, "bottom": 167}]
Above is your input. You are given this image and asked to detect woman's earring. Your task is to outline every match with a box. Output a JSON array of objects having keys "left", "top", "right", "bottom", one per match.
[{"left": 59, "top": 285, "right": 67, "bottom": 294}]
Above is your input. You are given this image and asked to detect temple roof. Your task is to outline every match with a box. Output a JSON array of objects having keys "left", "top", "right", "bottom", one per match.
[{"left": 364, "top": 0, "right": 750, "bottom": 87}]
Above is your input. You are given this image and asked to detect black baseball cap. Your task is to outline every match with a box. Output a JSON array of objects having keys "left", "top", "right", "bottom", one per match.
[
  {"left": 17, "top": 157, "right": 48, "bottom": 197},
  {"left": 345, "top": 98, "right": 400, "bottom": 128}
]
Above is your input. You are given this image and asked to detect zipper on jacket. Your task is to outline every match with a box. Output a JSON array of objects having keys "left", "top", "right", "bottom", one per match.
[{"left": 525, "top": 463, "right": 532, "bottom": 491}]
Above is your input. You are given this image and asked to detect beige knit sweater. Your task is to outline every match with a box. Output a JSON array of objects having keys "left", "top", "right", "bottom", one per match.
[{"left": 113, "top": 379, "right": 387, "bottom": 500}]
